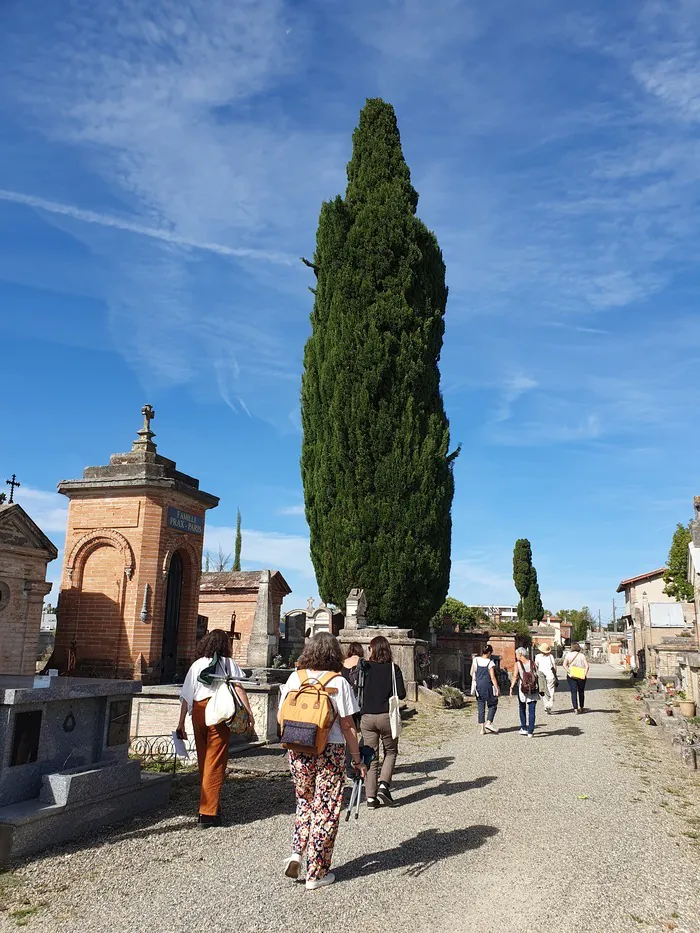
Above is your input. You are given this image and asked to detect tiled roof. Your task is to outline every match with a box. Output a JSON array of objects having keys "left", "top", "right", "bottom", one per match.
[
  {"left": 200, "top": 570, "right": 291, "bottom": 595},
  {"left": 616, "top": 568, "right": 666, "bottom": 592}
]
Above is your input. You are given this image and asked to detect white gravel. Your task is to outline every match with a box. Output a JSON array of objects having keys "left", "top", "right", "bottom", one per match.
[{"left": 2, "top": 668, "right": 700, "bottom": 933}]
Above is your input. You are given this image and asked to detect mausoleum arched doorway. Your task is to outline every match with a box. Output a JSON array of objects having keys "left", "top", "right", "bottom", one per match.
[{"left": 161, "top": 550, "right": 184, "bottom": 683}]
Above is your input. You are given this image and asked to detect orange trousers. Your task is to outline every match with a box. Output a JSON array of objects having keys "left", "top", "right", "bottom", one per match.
[{"left": 191, "top": 699, "right": 230, "bottom": 816}]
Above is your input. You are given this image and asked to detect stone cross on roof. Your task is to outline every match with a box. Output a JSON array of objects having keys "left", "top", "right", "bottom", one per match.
[{"left": 132, "top": 404, "right": 157, "bottom": 453}]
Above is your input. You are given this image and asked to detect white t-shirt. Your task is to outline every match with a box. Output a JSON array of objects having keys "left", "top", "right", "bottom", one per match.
[
  {"left": 535, "top": 654, "right": 556, "bottom": 678},
  {"left": 564, "top": 650, "right": 586, "bottom": 670},
  {"left": 280, "top": 669, "right": 359, "bottom": 745},
  {"left": 470, "top": 657, "right": 495, "bottom": 696},
  {"left": 180, "top": 656, "right": 245, "bottom": 713}
]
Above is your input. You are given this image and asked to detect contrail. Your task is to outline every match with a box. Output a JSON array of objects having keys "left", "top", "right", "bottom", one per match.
[{"left": 0, "top": 188, "right": 293, "bottom": 265}]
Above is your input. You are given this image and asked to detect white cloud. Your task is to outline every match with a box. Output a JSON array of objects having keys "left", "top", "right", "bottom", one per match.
[
  {"left": 13, "top": 485, "right": 69, "bottom": 533},
  {"left": 493, "top": 374, "right": 538, "bottom": 424},
  {"left": 278, "top": 504, "right": 306, "bottom": 516},
  {"left": 0, "top": 189, "right": 294, "bottom": 265},
  {"left": 204, "top": 525, "right": 315, "bottom": 578}
]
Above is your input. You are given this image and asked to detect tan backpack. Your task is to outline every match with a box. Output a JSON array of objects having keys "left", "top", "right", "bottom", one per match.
[{"left": 279, "top": 670, "right": 340, "bottom": 755}]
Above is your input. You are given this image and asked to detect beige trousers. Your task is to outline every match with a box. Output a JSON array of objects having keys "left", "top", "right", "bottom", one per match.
[{"left": 360, "top": 712, "right": 398, "bottom": 798}]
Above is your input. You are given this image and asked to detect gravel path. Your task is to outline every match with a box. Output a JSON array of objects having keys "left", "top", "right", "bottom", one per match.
[{"left": 2, "top": 668, "right": 700, "bottom": 933}]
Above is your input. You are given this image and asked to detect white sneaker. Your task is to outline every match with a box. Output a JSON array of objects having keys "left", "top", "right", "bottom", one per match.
[
  {"left": 518, "top": 729, "right": 528, "bottom": 736},
  {"left": 526, "top": 733, "right": 534, "bottom": 739},
  {"left": 284, "top": 854, "right": 302, "bottom": 880},
  {"left": 306, "top": 872, "right": 335, "bottom": 891},
  {"left": 484, "top": 723, "right": 499, "bottom": 734}
]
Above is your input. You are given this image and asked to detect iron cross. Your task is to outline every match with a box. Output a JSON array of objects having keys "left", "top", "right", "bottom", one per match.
[{"left": 5, "top": 474, "right": 20, "bottom": 503}]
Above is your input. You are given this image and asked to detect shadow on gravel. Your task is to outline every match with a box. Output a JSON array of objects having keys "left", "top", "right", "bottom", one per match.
[
  {"left": 398, "top": 757, "right": 455, "bottom": 776},
  {"left": 578, "top": 676, "right": 636, "bottom": 691},
  {"left": 398, "top": 775, "right": 497, "bottom": 806},
  {"left": 536, "top": 727, "right": 583, "bottom": 738},
  {"left": 339, "top": 825, "right": 499, "bottom": 881}
]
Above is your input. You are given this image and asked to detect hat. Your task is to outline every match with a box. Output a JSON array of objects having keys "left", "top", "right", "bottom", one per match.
[{"left": 538, "top": 644, "right": 552, "bottom": 654}]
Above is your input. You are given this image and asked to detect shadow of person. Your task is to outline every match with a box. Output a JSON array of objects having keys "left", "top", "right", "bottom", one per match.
[
  {"left": 340, "top": 825, "right": 499, "bottom": 881},
  {"left": 397, "top": 775, "right": 497, "bottom": 806},
  {"left": 398, "top": 757, "right": 455, "bottom": 776},
  {"left": 536, "top": 726, "right": 583, "bottom": 737}
]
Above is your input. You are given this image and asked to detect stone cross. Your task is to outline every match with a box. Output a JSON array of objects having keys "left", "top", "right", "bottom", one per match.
[
  {"left": 5, "top": 474, "right": 20, "bottom": 504},
  {"left": 132, "top": 404, "right": 157, "bottom": 453}
]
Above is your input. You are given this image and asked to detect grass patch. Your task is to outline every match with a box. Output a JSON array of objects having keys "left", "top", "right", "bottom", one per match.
[{"left": 10, "top": 905, "right": 42, "bottom": 927}]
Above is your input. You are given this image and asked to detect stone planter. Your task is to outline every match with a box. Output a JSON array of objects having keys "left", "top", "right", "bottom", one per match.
[{"left": 679, "top": 699, "right": 696, "bottom": 717}]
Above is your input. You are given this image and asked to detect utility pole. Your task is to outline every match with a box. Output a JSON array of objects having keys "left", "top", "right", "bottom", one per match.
[
  {"left": 598, "top": 608, "right": 602, "bottom": 632},
  {"left": 612, "top": 600, "right": 617, "bottom": 633}
]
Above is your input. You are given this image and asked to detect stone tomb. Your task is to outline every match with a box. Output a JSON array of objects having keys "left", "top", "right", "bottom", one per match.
[
  {"left": 198, "top": 569, "right": 291, "bottom": 665},
  {"left": 0, "top": 675, "right": 169, "bottom": 864},
  {"left": 0, "top": 503, "right": 58, "bottom": 676}
]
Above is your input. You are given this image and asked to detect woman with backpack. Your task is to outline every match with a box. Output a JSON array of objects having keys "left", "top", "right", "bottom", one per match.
[
  {"left": 278, "top": 632, "right": 365, "bottom": 890},
  {"left": 510, "top": 646, "right": 539, "bottom": 737},
  {"left": 563, "top": 641, "right": 590, "bottom": 713},
  {"left": 470, "top": 644, "right": 500, "bottom": 734},
  {"left": 176, "top": 629, "right": 254, "bottom": 828},
  {"left": 360, "top": 635, "right": 406, "bottom": 809}
]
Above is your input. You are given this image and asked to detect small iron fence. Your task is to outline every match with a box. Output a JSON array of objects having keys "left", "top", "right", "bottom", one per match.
[{"left": 129, "top": 734, "right": 197, "bottom": 775}]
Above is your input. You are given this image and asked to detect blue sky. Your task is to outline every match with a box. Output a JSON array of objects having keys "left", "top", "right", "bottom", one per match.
[{"left": 2, "top": 0, "right": 699, "bottom": 621}]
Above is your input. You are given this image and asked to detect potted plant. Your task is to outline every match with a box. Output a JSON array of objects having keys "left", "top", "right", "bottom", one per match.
[{"left": 677, "top": 691, "right": 697, "bottom": 718}]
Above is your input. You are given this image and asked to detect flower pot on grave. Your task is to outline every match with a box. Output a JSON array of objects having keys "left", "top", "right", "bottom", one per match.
[{"left": 679, "top": 700, "right": 696, "bottom": 718}]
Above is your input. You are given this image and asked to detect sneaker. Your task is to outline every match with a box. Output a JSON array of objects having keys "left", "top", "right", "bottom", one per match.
[
  {"left": 484, "top": 722, "right": 499, "bottom": 734},
  {"left": 306, "top": 872, "right": 335, "bottom": 891},
  {"left": 377, "top": 785, "right": 396, "bottom": 807},
  {"left": 480, "top": 724, "right": 485, "bottom": 735},
  {"left": 526, "top": 733, "right": 534, "bottom": 739},
  {"left": 575, "top": 708, "right": 582, "bottom": 715},
  {"left": 366, "top": 798, "right": 379, "bottom": 809},
  {"left": 284, "top": 854, "right": 302, "bottom": 880},
  {"left": 518, "top": 728, "right": 528, "bottom": 736}
]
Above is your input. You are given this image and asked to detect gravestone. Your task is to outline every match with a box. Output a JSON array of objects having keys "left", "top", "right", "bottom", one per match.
[
  {"left": 0, "top": 503, "right": 58, "bottom": 676},
  {"left": 53, "top": 405, "right": 218, "bottom": 683},
  {"left": 337, "top": 590, "right": 427, "bottom": 701},
  {"left": 0, "top": 675, "right": 169, "bottom": 864},
  {"left": 345, "top": 588, "right": 367, "bottom": 630},
  {"left": 247, "top": 571, "right": 279, "bottom": 669}
]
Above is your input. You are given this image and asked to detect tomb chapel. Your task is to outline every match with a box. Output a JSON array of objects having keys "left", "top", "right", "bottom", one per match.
[
  {"left": 52, "top": 406, "right": 218, "bottom": 683},
  {"left": 0, "top": 501, "right": 58, "bottom": 675}
]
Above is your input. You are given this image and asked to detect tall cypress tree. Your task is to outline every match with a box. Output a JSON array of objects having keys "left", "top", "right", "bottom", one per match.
[
  {"left": 233, "top": 509, "right": 242, "bottom": 572},
  {"left": 301, "top": 98, "right": 456, "bottom": 631},
  {"left": 513, "top": 538, "right": 543, "bottom": 623}
]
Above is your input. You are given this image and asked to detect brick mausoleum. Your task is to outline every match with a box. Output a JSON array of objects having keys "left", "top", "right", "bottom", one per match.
[
  {"left": 198, "top": 570, "right": 291, "bottom": 665},
  {"left": 52, "top": 406, "right": 218, "bottom": 683}
]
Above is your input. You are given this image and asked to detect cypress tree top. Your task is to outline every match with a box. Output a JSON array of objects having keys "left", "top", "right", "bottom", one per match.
[{"left": 301, "top": 98, "right": 456, "bottom": 630}]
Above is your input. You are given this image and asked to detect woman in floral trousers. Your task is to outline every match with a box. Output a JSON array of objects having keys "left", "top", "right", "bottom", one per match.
[{"left": 279, "top": 633, "right": 365, "bottom": 890}]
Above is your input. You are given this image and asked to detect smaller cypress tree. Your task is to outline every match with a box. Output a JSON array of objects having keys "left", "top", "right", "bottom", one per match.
[
  {"left": 663, "top": 522, "right": 694, "bottom": 601},
  {"left": 233, "top": 509, "right": 242, "bottom": 572},
  {"left": 513, "top": 538, "right": 544, "bottom": 622}
]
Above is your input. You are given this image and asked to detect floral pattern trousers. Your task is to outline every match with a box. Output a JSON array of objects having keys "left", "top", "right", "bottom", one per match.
[{"left": 289, "top": 743, "right": 346, "bottom": 881}]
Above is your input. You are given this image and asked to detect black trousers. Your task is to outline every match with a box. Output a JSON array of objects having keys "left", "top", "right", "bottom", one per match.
[{"left": 567, "top": 676, "right": 586, "bottom": 709}]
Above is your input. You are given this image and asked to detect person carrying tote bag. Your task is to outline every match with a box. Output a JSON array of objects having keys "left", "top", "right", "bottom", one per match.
[
  {"left": 360, "top": 635, "right": 406, "bottom": 809},
  {"left": 176, "top": 629, "right": 254, "bottom": 828},
  {"left": 563, "top": 642, "right": 590, "bottom": 714}
]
